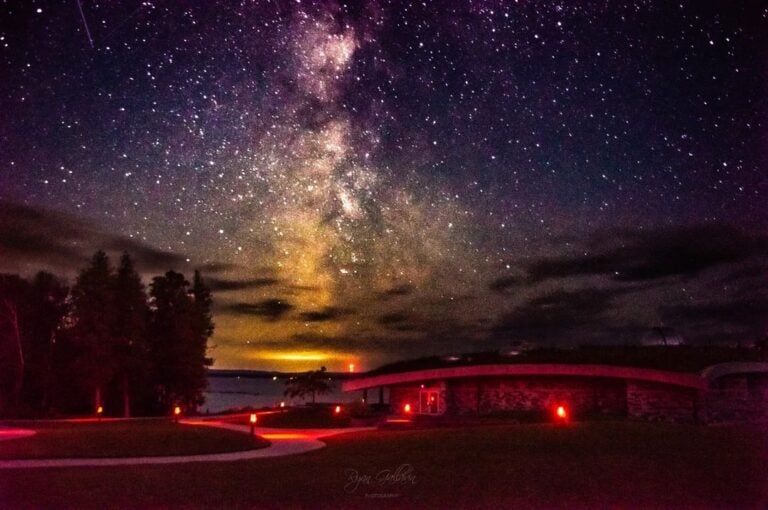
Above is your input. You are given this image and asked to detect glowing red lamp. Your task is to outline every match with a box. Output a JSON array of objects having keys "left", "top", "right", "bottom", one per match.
[
  {"left": 403, "top": 403, "right": 412, "bottom": 414},
  {"left": 249, "top": 413, "right": 257, "bottom": 436},
  {"left": 174, "top": 406, "right": 181, "bottom": 416},
  {"left": 334, "top": 405, "right": 342, "bottom": 414},
  {"left": 555, "top": 405, "right": 568, "bottom": 423},
  {"left": 96, "top": 406, "right": 103, "bottom": 415}
]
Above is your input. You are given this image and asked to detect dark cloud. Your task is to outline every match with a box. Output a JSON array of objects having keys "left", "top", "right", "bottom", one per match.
[
  {"left": 488, "top": 276, "right": 524, "bottom": 294},
  {"left": 105, "top": 238, "right": 187, "bottom": 272},
  {"left": 0, "top": 201, "right": 187, "bottom": 273},
  {"left": 378, "top": 312, "right": 409, "bottom": 325},
  {"left": 206, "top": 277, "right": 280, "bottom": 292},
  {"left": 222, "top": 299, "right": 293, "bottom": 321},
  {"left": 297, "top": 307, "right": 352, "bottom": 322},
  {"left": 525, "top": 225, "right": 767, "bottom": 283},
  {"left": 492, "top": 287, "right": 633, "bottom": 344},
  {"left": 381, "top": 284, "right": 415, "bottom": 297},
  {"left": 659, "top": 296, "right": 768, "bottom": 344},
  {"left": 194, "top": 262, "right": 240, "bottom": 274}
]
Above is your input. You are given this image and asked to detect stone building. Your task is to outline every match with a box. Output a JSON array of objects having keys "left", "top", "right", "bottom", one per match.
[{"left": 342, "top": 362, "right": 768, "bottom": 424}]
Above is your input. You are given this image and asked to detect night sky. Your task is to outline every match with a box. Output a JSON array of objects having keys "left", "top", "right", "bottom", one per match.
[{"left": 1, "top": 1, "right": 767, "bottom": 371}]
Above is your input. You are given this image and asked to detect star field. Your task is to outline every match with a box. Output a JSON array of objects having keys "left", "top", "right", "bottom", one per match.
[{"left": 1, "top": 1, "right": 766, "bottom": 370}]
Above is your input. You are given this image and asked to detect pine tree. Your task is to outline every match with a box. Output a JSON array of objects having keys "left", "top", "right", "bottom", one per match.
[
  {"left": 26, "top": 272, "right": 68, "bottom": 416},
  {"left": 150, "top": 271, "right": 210, "bottom": 412},
  {"left": 0, "top": 274, "right": 28, "bottom": 416},
  {"left": 70, "top": 251, "right": 116, "bottom": 414},
  {"left": 113, "top": 253, "right": 149, "bottom": 417},
  {"left": 191, "top": 270, "right": 214, "bottom": 366}
]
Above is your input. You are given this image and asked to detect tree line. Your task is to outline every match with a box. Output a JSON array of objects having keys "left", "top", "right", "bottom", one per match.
[{"left": 0, "top": 251, "right": 214, "bottom": 418}]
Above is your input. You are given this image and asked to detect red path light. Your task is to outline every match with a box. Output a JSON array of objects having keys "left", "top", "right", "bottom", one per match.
[
  {"left": 249, "top": 413, "right": 257, "bottom": 437},
  {"left": 555, "top": 405, "right": 568, "bottom": 423},
  {"left": 174, "top": 406, "right": 182, "bottom": 416},
  {"left": 250, "top": 413, "right": 257, "bottom": 424},
  {"left": 334, "top": 405, "right": 342, "bottom": 414},
  {"left": 96, "top": 406, "right": 103, "bottom": 415},
  {"left": 404, "top": 403, "right": 412, "bottom": 414}
]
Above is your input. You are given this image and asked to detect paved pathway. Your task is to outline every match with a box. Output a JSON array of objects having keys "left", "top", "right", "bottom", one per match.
[
  {"left": 0, "top": 427, "right": 36, "bottom": 442},
  {"left": 0, "top": 420, "right": 374, "bottom": 469}
]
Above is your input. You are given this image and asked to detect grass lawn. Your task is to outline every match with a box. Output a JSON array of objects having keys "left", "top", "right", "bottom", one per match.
[
  {"left": 0, "top": 422, "right": 768, "bottom": 509},
  {"left": 0, "top": 419, "right": 268, "bottom": 459},
  {"left": 0, "top": 421, "right": 766, "bottom": 509}
]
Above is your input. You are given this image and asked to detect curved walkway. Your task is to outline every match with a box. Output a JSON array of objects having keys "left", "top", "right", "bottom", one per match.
[
  {"left": 0, "top": 427, "right": 36, "bottom": 442},
  {"left": 0, "top": 420, "right": 374, "bottom": 469}
]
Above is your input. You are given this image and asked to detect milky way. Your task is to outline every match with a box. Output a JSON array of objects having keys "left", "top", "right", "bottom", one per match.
[{"left": 1, "top": 1, "right": 767, "bottom": 370}]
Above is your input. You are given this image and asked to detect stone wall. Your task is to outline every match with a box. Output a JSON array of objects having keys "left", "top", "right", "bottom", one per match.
[
  {"left": 704, "top": 373, "right": 768, "bottom": 424},
  {"left": 626, "top": 381, "right": 698, "bottom": 422},
  {"left": 446, "top": 376, "right": 627, "bottom": 418}
]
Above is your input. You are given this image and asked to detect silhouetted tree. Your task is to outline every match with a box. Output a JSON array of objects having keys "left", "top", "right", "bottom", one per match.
[
  {"left": 191, "top": 270, "right": 215, "bottom": 368},
  {"left": 0, "top": 274, "right": 27, "bottom": 416},
  {"left": 284, "top": 366, "right": 334, "bottom": 404},
  {"left": 23, "top": 272, "right": 68, "bottom": 416},
  {"left": 150, "top": 271, "right": 211, "bottom": 412},
  {"left": 113, "top": 253, "right": 149, "bottom": 417},
  {"left": 70, "top": 251, "right": 116, "bottom": 413}
]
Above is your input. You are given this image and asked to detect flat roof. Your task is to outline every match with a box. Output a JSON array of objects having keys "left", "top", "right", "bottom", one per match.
[{"left": 342, "top": 363, "right": 707, "bottom": 392}]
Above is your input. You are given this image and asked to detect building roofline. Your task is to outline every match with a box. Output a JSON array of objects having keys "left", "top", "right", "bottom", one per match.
[
  {"left": 701, "top": 362, "right": 768, "bottom": 382},
  {"left": 342, "top": 363, "right": 707, "bottom": 392}
]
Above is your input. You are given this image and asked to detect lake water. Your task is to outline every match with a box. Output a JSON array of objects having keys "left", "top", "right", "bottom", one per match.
[{"left": 201, "top": 375, "right": 378, "bottom": 414}]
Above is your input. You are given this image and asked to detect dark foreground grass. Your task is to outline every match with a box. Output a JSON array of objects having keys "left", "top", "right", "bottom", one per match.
[
  {"left": 0, "top": 419, "right": 268, "bottom": 459},
  {"left": 1, "top": 421, "right": 766, "bottom": 509}
]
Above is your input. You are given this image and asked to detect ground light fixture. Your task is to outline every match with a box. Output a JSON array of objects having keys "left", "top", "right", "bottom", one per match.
[
  {"left": 334, "top": 405, "right": 342, "bottom": 414},
  {"left": 555, "top": 405, "right": 568, "bottom": 423},
  {"left": 250, "top": 413, "right": 257, "bottom": 436},
  {"left": 96, "top": 405, "right": 103, "bottom": 421},
  {"left": 403, "top": 403, "right": 412, "bottom": 414},
  {"left": 173, "top": 405, "right": 181, "bottom": 423}
]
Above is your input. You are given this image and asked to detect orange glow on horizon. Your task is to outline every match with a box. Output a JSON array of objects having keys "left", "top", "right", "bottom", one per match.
[
  {"left": 261, "top": 351, "right": 330, "bottom": 361},
  {"left": 348, "top": 363, "right": 355, "bottom": 373}
]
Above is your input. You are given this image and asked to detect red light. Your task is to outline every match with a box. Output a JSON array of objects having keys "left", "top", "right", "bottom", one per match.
[
  {"left": 555, "top": 405, "right": 567, "bottom": 421},
  {"left": 250, "top": 413, "right": 257, "bottom": 424},
  {"left": 404, "top": 403, "right": 411, "bottom": 414},
  {"left": 96, "top": 406, "right": 103, "bottom": 415},
  {"left": 174, "top": 406, "right": 181, "bottom": 416},
  {"left": 334, "top": 405, "right": 342, "bottom": 414}
]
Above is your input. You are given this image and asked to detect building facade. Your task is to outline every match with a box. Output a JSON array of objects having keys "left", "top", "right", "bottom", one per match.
[{"left": 342, "top": 363, "right": 768, "bottom": 424}]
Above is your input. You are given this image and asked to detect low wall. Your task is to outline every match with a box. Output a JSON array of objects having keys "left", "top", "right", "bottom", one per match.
[
  {"left": 626, "top": 381, "right": 699, "bottom": 423},
  {"left": 448, "top": 377, "right": 627, "bottom": 418},
  {"left": 704, "top": 372, "right": 768, "bottom": 424}
]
